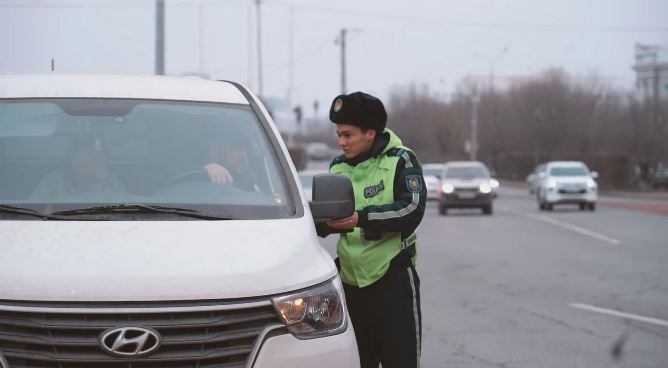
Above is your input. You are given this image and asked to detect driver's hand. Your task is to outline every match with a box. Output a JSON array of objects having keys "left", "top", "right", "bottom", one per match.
[{"left": 203, "top": 163, "right": 234, "bottom": 184}]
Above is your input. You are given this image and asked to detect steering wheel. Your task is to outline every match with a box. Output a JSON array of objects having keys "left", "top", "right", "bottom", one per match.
[{"left": 163, "top": 169, "right": 211, "bottom": 187}]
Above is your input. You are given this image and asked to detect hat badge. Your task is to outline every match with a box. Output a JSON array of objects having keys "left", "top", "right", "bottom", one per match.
[{"left": 333, "top": 98, "right": 343, "bottom": 112}]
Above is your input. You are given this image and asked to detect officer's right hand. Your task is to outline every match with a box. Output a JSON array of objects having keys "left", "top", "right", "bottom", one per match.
[{"left": 327, "top": 212, "right": 358, "bottom": 230}]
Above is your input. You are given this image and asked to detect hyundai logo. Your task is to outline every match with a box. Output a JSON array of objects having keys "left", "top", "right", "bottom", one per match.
[{"left": 99, "top": 327, "right": 161, "bottom": 357}]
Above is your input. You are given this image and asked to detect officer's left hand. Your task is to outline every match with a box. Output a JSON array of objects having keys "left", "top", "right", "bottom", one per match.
[{"left": 327, "top": 212, "right": 358, "bottom": 230}]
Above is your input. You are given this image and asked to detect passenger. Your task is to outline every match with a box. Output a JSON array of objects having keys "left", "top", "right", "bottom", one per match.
[{"left": 31, "top": 135, "right": 125, "bottom": 199}]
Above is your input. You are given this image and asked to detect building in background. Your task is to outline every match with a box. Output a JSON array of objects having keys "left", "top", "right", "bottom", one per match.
[{"left": 633, "top": 43, "right": 668, "bottom": 101}]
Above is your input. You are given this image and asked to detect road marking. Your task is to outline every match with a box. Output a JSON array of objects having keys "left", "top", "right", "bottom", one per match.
[
  {"left": 570, "top": 303, "right": 668, "bottom": 328},
  {"left": 505, "top": 208, "right": 621, "bottom": 245}
]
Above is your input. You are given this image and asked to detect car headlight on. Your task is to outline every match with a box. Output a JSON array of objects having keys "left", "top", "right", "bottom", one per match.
[
  {"left": 587, "top": 179, "right": 597, "bottom": 190},
  {"left": 547, "top": 179, "right": 557, "bottom": 190},
  {"left": 442, "top": 183, "right": 454, "bottom": 194},
  {"left": 490, "top": 179, "right": 500, "bottom": 189},
  {"left": 272, "top": 277, "right": 346, "bottom": 339},
  {"left": 479, "top": 183, "right": 492, "bottom": 194}
]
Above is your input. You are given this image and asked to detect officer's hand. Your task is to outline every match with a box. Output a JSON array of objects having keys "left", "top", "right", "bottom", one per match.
[
  {"left": 327, "top": 212, "right": 358, "bottom": 230},
  {"left": 203, "top": 163, "right": 234, "bottom": 184}
]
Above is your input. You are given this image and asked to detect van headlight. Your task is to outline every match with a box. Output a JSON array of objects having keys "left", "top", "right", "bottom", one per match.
[
  {"left": 479, "top": 183, "right": 492, "bottom": 194},
  {"left": 272, "top": 277, "right": 346, "bottom": 339},
  {"left": 442, "top": 183, "right": 454, "bottom": 194},
  {"left": 587, "top": 179, "right": 597, "bottom": 191}
]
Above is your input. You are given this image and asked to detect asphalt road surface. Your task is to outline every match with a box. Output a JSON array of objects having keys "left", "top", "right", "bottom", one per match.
[{"left": 317, "top": 185, "right": 668, "bottom": 367}]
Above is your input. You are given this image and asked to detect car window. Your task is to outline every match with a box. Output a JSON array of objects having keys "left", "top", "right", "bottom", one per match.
[
  {"left": 0, "top": 98, "right": 295, "bottom": 219},
  {"left": 444, "top": 166, "right": 489, "bottom": 178},
  {"left": 549, "top": 166, "right": 589, "bottom": 177}
]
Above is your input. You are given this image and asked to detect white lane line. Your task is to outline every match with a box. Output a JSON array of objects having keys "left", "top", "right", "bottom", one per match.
[
  {"left": 570, "top": 303, "right": 668, "bottom": 328},
  {"left": 505, "top": 207, "right": 621, "bottom": 245}
]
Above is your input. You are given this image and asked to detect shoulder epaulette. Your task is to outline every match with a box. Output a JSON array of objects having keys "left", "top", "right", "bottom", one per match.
[
  {"left": 385, "top": 146, "right": 417, "bottom": 169},
  {"left": 385, "top": 147, "right": 404, "bottom": 157},
  {"left": 330, "top": 154, "right": 346, "bottom": 168},
  {"left": 385, "top": 146, "right": 413, "bottom": 157}
]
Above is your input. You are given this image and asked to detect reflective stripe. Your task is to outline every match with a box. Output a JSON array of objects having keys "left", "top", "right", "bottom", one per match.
[
  {"left": 407, "top": 267, "right": 421, "bottom": 367},
  {"left": 402, "top": 151, "right": 413, "bottom": 168},
  {"left": 401, "top": 232, "right": 417, "bottom": 249},
  {"left": 368, "top": 192, "right": 420, "bottom": 220}
]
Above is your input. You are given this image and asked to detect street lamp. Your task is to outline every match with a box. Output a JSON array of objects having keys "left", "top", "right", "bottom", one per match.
[{"left": 473, "top": 47, "right": 509, "bottom": 93}]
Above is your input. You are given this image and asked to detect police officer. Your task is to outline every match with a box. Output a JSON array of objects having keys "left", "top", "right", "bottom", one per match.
[{"left": 318, "top": 91, "right": 426, "bottom": 368}]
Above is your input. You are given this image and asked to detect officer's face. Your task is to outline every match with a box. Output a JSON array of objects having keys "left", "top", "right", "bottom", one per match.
[{"left": 335, "top": 124, "right": 377, "bottom": 159}]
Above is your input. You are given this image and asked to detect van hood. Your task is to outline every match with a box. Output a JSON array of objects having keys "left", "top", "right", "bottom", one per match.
[{"left": 0, "top": 211, "right": 336, "bottom": 302}]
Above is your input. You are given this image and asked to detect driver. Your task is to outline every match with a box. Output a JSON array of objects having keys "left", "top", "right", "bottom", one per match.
[
  {"left": 202, "top": 134, "right": 259, "bottom": 192},
  {"left": 31, "top": 135, "right": 125, "bottom": 199}
]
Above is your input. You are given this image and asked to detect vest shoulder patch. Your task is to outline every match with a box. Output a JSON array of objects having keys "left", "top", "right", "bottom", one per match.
[{"left": 406, "top": 175, "right": 422, "bottom": 193}]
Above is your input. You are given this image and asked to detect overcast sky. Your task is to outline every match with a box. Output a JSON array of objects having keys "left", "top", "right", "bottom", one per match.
[{"left": 1, "top": 0, "right": 667, "bottom": 120}]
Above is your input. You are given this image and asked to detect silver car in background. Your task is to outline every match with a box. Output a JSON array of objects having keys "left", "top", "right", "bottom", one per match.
[{"left": 438, "top": 161, "right": 497, "bottom": 215}]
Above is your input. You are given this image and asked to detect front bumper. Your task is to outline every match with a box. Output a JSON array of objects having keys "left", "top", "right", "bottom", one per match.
[
  {"left": 253, "top": 321, "right": 360, "bottom": 367},
  {"left": 440, "top": 192, "right": 492, "bottom": 207},
  {"left": 544, "top": 189, "right": 597, "bottom": 204}
]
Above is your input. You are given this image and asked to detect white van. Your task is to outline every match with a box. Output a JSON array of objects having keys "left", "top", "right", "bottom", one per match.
[{"left": 0, "top": 74, "right": 359, "bottom": 368}]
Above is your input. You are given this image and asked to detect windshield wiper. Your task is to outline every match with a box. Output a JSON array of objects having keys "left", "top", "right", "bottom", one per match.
[
  {"left": 52, "top": 204, "right": 233, "bottom": 220},
  {"left": 0, "top": 204, "right": 70, "bottom": 221}
]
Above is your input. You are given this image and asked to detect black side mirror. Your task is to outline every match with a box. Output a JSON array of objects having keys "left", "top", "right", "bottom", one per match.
[{"left": 309, "top": 174, "right": 355, "bottom": 224}]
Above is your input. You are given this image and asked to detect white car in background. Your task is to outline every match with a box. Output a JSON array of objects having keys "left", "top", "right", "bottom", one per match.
[
  {"left": 423, "top": 163, "right": 445, "bottom": 200},
  {"left": 536, "top": 161, "right": 598, "bottom": 211}
]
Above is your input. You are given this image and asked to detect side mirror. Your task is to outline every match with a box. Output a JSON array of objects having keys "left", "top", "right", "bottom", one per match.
[
  {"left": 309, "top": 174, "right": 355, "bottom": 224},
  {"left": 537, "top": 172, "right": 546, "bottom": 179},
  {"left": 591, "top": 171, "right": 599, "bottom": 179}
]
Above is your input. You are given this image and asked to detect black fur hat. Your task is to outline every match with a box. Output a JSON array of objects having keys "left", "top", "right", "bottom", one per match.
[{"left": 329, "top": 91, "right": 387, "bottom": 132}]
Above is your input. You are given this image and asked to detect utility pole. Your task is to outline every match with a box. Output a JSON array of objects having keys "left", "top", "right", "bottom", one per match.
[
  {"left": 255, "top": 0, "right": 263, "bottom": 97},
  {"left": 339, "top": 28, "right": 347, "bottom": 95},
  {"left": 155, "top": 0, "right": 165, "bottom": 75},
  {"left": 470, "top": 88, "right": 479, "bottom": 161},
  {"left": 473, "top": 47, "right": 507, "bottom": 164},
  {"left": 198, "top": 2, "right": 204, "bottom": 75},
  {"left": 246, "top": 4, "right": 254, "bottom": 88},
  {"left": 287, "top": 6, "right": 294, "bottom": 107}
]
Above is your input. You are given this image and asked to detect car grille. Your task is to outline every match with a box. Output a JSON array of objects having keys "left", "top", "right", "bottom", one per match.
[
  {"left": 454, "top": 187, "right": 478, "bottom": 193},
  {"left": 0, "top": 300, "right": 285, "bottom": 368},
  {"left": 558, "top": 189, "right": 586, "bottom": 194},
  {"left": 557, "top": 183, "right": 587, "bottom": 194}
]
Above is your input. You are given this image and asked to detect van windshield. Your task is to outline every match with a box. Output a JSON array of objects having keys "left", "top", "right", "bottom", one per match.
[{"left": 0, "top": 99, "right": 295, "bottom": 220}]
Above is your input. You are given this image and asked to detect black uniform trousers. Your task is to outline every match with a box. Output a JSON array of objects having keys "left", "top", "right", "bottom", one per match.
[{"left": 342, "top": 255, "right": 422, "bottom": 368}]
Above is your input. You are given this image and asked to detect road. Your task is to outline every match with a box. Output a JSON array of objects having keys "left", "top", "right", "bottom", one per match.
[{"left": 317, "top": 185, "right": 668, "bottom": 367}]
